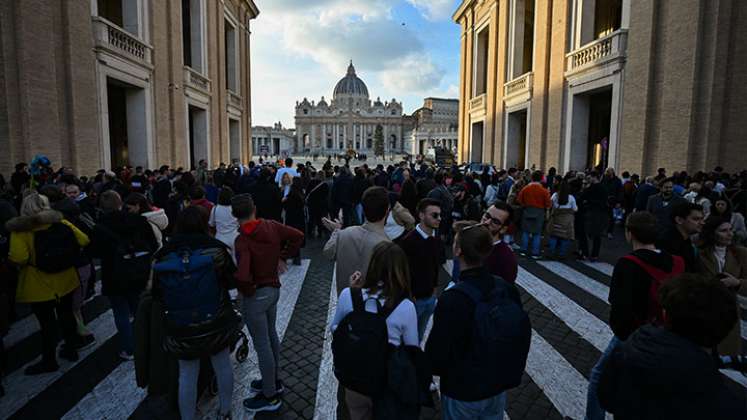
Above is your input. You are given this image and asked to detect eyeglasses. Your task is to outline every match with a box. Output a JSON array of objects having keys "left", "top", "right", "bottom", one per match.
[
  {"left": 430, "top": 213, "right": 441, "bottom": 219},
  {"left": 482, "top": 212, "right": 503, "bottom": 225}
]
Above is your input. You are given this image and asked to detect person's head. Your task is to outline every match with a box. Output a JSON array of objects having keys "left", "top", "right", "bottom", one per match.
[
  {"left": 482, "top": 201, "right": 513, "bottom": 237},
  {"left": 20, "top": 192, "right": 51, "bottom": 217},
  {"left": 659, "top": 273, "right": 737, "bottom": 348},
  {"left": 671, "top": 201, "right": 705, "bottom": 235},
  {"left": 361, "top": 186, "right": 389, "bottom": 223},
  {"left": 281, "top": 172, "right": 292, "bottom": 186},
  {"left": 605, "top": 167, "right": 616, "bottom": 178},
  {"left": 660, "top": 178, "right": 674, "bottom": 199},
  {"left": 557, "top": 180, "right": 570, "bottom": 205},
  {"left": 417, "top": 198, "right": 441, "bottom": 230},
  {"left": 587, "top": 171, "right": 600, "bottom": 184},
  {"left": 99, "top": 190, "right": 123, "bottom": 213},
  {"left": 124, "top": 192, "right": 151, "bottom": 214},
  {"left": 452, "top": 220, "right": 493, "bottom": 267},
  {"left": 38, "top": 185, "right": 65, "bottom": 204},
  {"left": 198, "top": 159, "right": 207, "bottom": 169},
  {"left": 175, "top": 205, "right": 209, "bottom": 235},
  {"left": 218, "top": 186, "right": 234, "bottom": 206},
  {"left": 361, "top": 242, "right": 411, "bottom": 307},
  {"left": 688, "top": 182, "right": 701, "bottom": 193},
  {"left": 699, "top": 216, "right": 733, "bottom": 248},
  {"left": 64, "top": 183, "right": 81, "bottom": 199},
  {"left": 231, "top": 193, "right": 255, "bottom": 221},
  {"left": 285, "top": 158, "right": 293, "bottom": 168},
  {"left": 712, "top": 197, "right": 732, "bottom": 218},
  {"left": 624, "top": 211, "right": 658, "bottom": 246},
  {"left": 189, "top": 185, "right": 206, "bottom": 201}
]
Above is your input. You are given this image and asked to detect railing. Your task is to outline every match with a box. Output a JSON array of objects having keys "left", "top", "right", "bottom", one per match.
[
  {"left": 566, "top": 29, "right": 627, "bottom": 74},
  {"left": 184, "top": 67, "right": 211, "bottom": 92},
  {"left": 470, "top": 93, "right": 486, "bottom": 111},
  {"left": 92, "top": 16, "right": 152, "bottom": 64},
  {"left": 228, "top": 91, "right": 242, "bottom": 108},
  {"left": 504, "top": 72, "right": 533, "bottom": 98}
]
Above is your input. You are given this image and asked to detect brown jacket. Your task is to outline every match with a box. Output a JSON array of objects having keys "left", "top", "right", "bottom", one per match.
[
  {"left": 699, "top": 245, "right": 747, "bottom": 357},
  {"left": 323, "top": 222, "right": 390, "bottom": 295}
]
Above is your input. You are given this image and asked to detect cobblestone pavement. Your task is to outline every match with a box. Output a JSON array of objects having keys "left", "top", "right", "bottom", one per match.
[{"left": 2, "top": 225, "right": 746, "bottom": 420}]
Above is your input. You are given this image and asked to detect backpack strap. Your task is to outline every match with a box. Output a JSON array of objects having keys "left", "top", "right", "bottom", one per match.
[
  {"left": 351, "top": 288, "right": 365, "bottom": 313},
  {"left": 453, "top": 280, "right": 487, "bottom": 303},
  {"left": 622, "top": 254, "right": 682, "bottom": 280}
]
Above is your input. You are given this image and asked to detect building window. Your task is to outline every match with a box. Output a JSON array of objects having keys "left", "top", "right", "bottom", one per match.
[
  {"left": 182, "top": 0, "right": 205, "bottom": 72},
  {"left": 97, "top": 0, "right": 141, "bottom": 37},
  {"left": 224, "top": 18, "right": 238, "bottom": 92},
  {"left": 303, "top": 109, "right": 308, "bottom": 115},
  {"left": 507, "top": 0, "right": 535, "bottom": 79},
  {"left": 473, "top": 25, "right": 489, "bottom": 96},
  {"left": 327, "top": 138, "right": 333, "bottom": 149}
]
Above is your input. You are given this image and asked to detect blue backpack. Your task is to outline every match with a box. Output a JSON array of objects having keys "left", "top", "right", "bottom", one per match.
[
  {"left": 453, "top": 277, "right": 531, "bottom": 392},
  {"left": 153, "top": 248, "right": 222, "bottom": 327}
]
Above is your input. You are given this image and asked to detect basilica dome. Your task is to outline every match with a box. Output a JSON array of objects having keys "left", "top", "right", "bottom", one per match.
[{"left": 333, "top": 62, "right": 369, "bottom": 99}]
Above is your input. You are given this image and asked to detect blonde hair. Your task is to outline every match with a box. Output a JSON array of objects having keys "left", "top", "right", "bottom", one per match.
[{"left": 20, "top": 192, "right": 51, "bottom": 217}]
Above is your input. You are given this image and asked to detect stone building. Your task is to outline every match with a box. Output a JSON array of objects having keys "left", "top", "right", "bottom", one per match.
[
  {"left": 0, "top": 0, "right": 259, "bottom": 176},
  {"left": 295, "top": 62, "right": 412, "bottom": 155},
  {"left": 453, "top": 0, "right": 747, "bottom": 174},
  {"left": 409, "top": 98, "right": 459, "bottom": 156},
  {"left": 251, "top": 122, "right": 296, "bottom": 157}
]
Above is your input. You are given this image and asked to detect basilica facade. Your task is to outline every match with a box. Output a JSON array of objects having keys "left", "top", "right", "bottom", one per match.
[{"left": 294, "top": 62, "right": 412, "bottom": 155}]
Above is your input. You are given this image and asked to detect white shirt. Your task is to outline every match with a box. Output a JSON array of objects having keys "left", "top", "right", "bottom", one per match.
[
  {"left": 551, "top": 193, "right": 578, "bottom": 211},
  {"left": 209, "top": 205, "right": 239, "bottom": 258},
  {"left": 415, "top": 224, "right": 435, "bottom": 239},
  {"left": 330, "top": 288, "right": 419, "bottom": 347},
  {"left": 275, "top": 167, "right": 299, "bottom": 185}
]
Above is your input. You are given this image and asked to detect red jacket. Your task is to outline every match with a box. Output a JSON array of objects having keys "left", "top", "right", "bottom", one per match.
[{"left": 234, "top": 219, "right": 304, "bottom": 297}]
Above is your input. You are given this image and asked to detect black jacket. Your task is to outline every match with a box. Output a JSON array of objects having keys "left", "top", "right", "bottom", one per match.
[
  {"left": 656, "top": 227, "right": 700, "bottom": 273},
  {"left": 332, "top": 173, "right": 354, "bottom": 207},
  {"left": 425, "top": 267, "right": 522, "bottom": 401},
  {"left": 608, "top": 249, "right": 676, "bottom": 340},
  {"left": 90, "top": 210, "right": 158, "bottom": 296},
  {"left": 599, "top": 325, "right": 746, "bottom": 420}
]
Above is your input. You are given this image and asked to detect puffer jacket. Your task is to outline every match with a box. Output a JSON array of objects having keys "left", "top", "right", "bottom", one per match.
[
  {"left": 6, "top": 210, "right": 89, "bottom": 303},
  {"left": 142, "top": 208, "right": 168, "bottom": 248},
  {"left": 151, "top": 234, "right": 241, "bottom": 360}
]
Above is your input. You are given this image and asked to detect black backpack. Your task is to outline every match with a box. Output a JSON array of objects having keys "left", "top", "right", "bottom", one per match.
[
  {"left": 453, "top": 278, "right": 531, "bottom": 392},
  {"left": 332, "top": 289, "right": 398, "bottom": 397},
  {"left": 33, "top": 223, "right": 80, "bottom": 273}
]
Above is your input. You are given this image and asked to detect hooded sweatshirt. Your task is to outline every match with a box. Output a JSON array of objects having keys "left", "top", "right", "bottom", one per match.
[
  {"left": 233, "top": 219, "right": 304, "bottom": 297},
  {"left": 598, "top": 325, "right": 746, "bottom": 420},
  {"left": 142, "top": 208, "right": 169, "bottom": 248}
]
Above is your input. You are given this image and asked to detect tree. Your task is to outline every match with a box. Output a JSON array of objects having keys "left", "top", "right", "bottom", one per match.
[{"left": 373, "top": 124, "right": 384, "bottom": 158}]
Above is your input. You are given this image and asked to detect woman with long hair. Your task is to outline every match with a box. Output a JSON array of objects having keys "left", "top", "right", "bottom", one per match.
[
  {"left": 282, "top": 178, "right": 306, "bottom": 265},
  {"left": 698, "top": 216, "right": 747, "bottom": 358},
  {"left": 330, "top": 242, "right": 418, "bottom": 420},
  {"left": 547, "top": 180, "right": 578, "bottom": 259},
  {"left": 710, "top": 197, "right": 747, "bottom": 246},
  {"left": 208, "top": 186, "right": 239, "bottom": 260},
  {"left": 124, "top": 192, "right": 169, "bottom": 249}
]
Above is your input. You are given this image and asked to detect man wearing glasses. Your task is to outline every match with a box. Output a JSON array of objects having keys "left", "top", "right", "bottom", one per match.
[
  {"left": 399, "top": 198, "right": 446, "bottom": 342},
  {"left": 452, "top": 202, "right": 518, "bottom": 285}
]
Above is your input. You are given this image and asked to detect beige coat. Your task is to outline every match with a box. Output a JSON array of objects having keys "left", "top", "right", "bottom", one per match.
[
  {"left": 699, "top": 245, "right": 747, "bottom": 357},
  {"left": 323, "top": 222, "right": 390, "bottom": 295}
]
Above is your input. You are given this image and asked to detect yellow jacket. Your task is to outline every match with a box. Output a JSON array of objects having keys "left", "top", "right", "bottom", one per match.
[{"left": 6, "top": 210, "right": 90, "bottom": 303}]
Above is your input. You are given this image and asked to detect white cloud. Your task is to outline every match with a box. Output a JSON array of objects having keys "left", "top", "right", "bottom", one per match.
[
  {"left": 406, "top": 0, "right": 457, "bottom": 21},
  {"left": 379, "top": 54, "right": 444, "bottom": 93}
]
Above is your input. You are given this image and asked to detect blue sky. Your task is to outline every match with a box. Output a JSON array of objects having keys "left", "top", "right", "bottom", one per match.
[{"left": 250, "top": 0, "right": 463, "bottom": 127}]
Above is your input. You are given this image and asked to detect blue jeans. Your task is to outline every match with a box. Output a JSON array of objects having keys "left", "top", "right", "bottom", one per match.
[
  {"left": 442, "top": 392, "right": 506, "bottom": 420},
  {"left": 547, "top": 236, "right": 571, "bottom": 257},
  {"left": 414, "top": 296, "right": 437, "bottom": 343},
  {"left": 585, "top": 336, "right": 621, "bottom": 420},
  {"left": 108, "top": 291, "right": 141, "bottom": 354},
  {"left": 521, "top": 231, "right": 542, "bottom": 256},
  {"left": 178, "top": 348, "right": 233, "bottom": 420}
]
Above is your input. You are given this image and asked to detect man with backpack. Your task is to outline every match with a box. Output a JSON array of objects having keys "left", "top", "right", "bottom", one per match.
[
  {"left": 426, "top": 221, "right": 531, "bottom": 420},
  {"left": 584, "top": 211, "right": 684, "bottom": 420},
  {"left": 90, "top": 190, "right": 158, "bottom": 360},
  {"left": 231, "top": 194, "right": 304, "bottom": 413}
]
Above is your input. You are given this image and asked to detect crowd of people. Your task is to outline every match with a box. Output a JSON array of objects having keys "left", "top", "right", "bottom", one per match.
[{"left": 0, "top": 153, "right": 746, "bottom": 419}]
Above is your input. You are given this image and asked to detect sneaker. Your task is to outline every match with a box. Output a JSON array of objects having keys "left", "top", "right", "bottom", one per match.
[
  {"left": 119, "top": 351, "right": 134, "bottom": 361},
  {"left": 243, "top": 393, "right": 281, "bottom": 413},
  {"left": 531, "top": 255, "right": 542, "bottom": 260},
  {"left": 24, "top": 360, "right": 59, "bottom": 375},
  {"left": 429, "top": 381, "right": 439, "bottom": 392},
  {"left": 59, "top": 347, "right": 79, "bottom": 362},
  {"left": 249, "top": 379, "right": 285, "bottom": 395}
]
